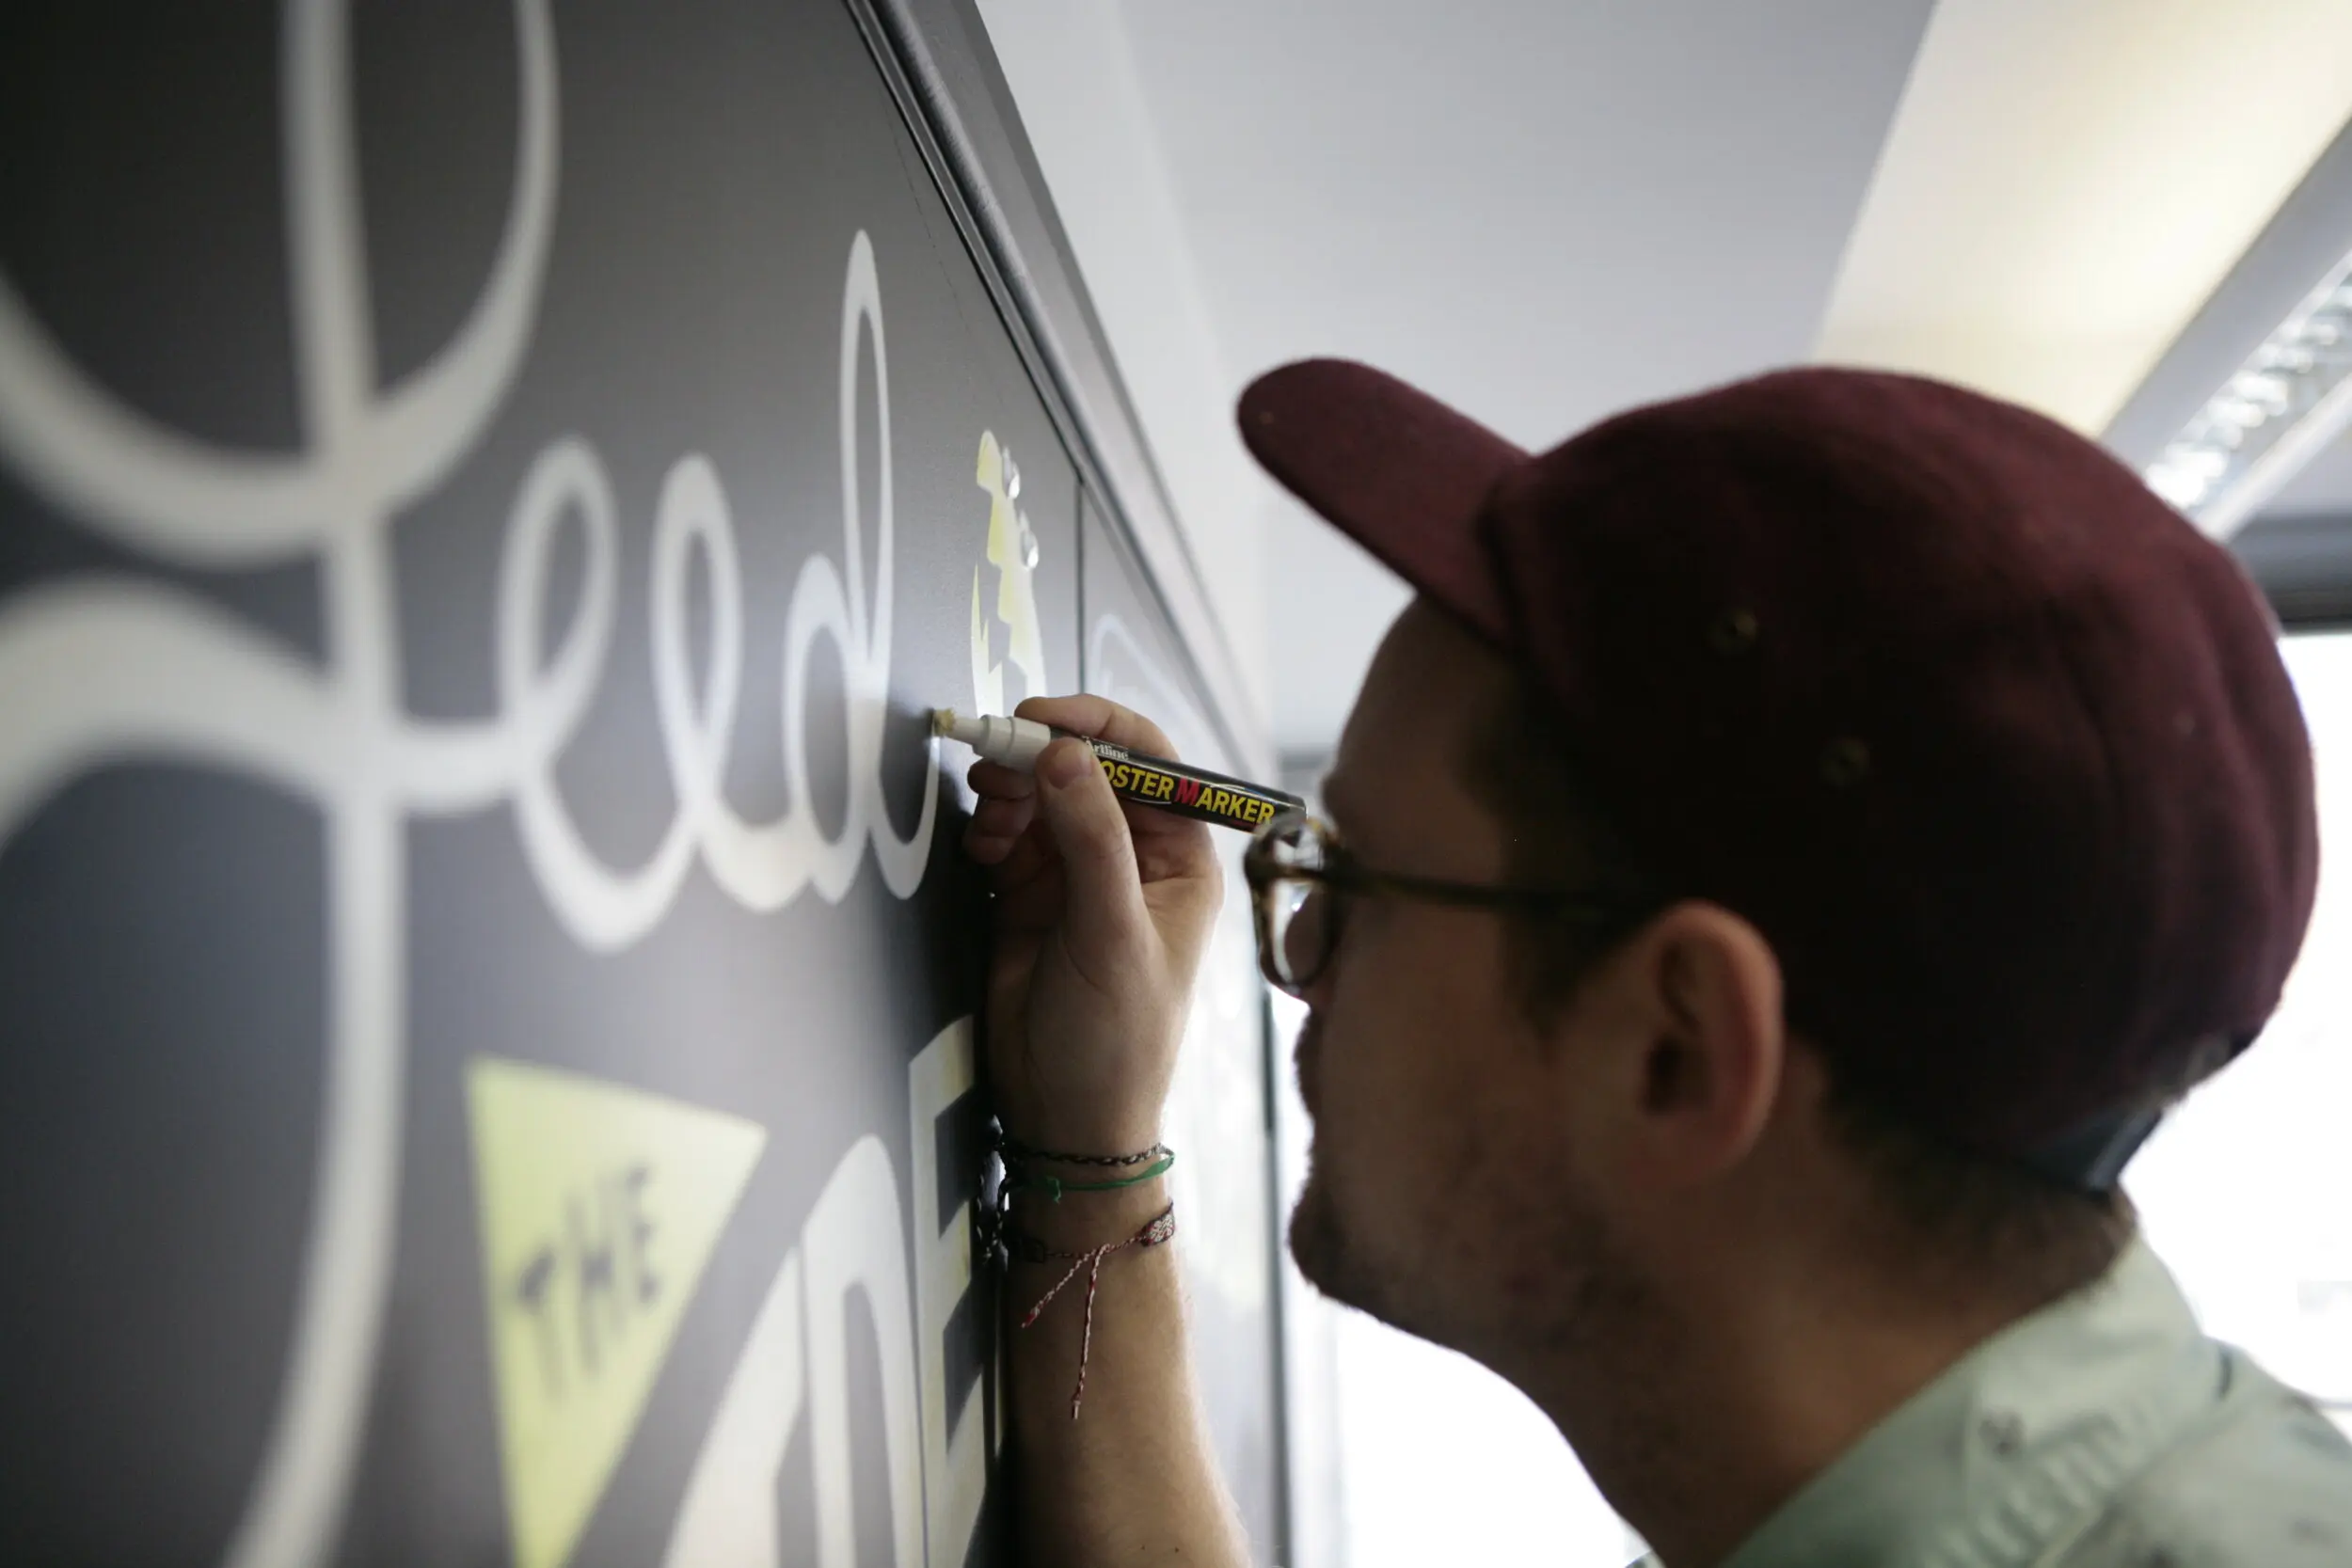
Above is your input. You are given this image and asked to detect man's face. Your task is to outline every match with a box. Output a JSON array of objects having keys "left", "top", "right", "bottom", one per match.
[{"left": 1289, "top": 599, "right": 1611, "bottom": 1351}]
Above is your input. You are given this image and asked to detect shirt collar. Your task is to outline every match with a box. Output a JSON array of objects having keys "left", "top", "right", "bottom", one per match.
[{"left": 1711, "top": 1238, "right": 2221, "bottom": 1568}]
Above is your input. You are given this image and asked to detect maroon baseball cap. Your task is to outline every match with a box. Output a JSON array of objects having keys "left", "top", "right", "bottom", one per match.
[{"left": 1240, "top": 359, "right": 2318, "bottom": 1188}]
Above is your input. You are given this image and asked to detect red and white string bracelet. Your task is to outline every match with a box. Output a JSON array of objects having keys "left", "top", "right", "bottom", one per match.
[{"left": 1007, "top": 1203, "right": 1177, "bottom": 1419}]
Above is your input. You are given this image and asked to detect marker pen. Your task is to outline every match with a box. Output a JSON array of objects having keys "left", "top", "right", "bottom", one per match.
[{"left": 933, "top": 709, "right": 1304, "bottom": 833}]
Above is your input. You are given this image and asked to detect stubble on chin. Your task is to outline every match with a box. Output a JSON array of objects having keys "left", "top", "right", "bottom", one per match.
[
  {"left": 1289, "top": 1136, "right": 1637, "bottom": 1368},
  {"left": 1286, "top": 1175, "right": 1343, "bottom": 1294},
  {"left": 1287, "top": 1164, "right": 1400, "bottom": 1323}
]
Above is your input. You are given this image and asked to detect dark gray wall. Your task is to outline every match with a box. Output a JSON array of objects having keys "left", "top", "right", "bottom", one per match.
[{"left": 0, "top": 3, "right": 1278, "bottom": 1565}]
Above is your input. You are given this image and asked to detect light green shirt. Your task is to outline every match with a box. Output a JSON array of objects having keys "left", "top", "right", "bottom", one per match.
[{"left": 1650, "top": 1240, "right": 2352, "bottom": 1567}]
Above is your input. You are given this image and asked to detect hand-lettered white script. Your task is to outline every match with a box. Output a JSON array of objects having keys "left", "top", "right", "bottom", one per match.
[{"left": 0, "top": 5, "right": 946, "bottom": 1566}]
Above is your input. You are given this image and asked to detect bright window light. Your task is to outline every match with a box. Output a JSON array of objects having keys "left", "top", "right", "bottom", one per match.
[{"left": 2128, "top": 630, "right": 2352, "bottom": 1436}]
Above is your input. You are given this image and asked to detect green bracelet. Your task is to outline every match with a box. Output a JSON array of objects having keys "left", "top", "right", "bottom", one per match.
[{"left": 1008, "top": 1150, "right": 1176, "bottom": 1203}]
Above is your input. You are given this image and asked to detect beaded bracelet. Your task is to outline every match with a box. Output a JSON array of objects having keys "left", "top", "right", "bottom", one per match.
[{"left": 996, "top": 1133, "right": 1171, "bottom": 1169}]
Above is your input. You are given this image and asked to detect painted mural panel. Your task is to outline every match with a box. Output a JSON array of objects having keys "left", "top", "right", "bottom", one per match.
[
  {"left": 0, "top": 4, "right": 1097, "bottom": 1566},
  {"left": 1079, "top": 490, "right": 1284, "bottom": 1564}
]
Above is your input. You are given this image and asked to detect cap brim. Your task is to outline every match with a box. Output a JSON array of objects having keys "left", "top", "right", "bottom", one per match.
[{"left": 1238, "top": 358, "right": 1526, "bottom": 646}]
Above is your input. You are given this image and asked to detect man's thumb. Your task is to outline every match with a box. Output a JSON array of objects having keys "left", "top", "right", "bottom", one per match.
[{"left": 1035, "top": 737, "right": 1149, "bottom": 958}]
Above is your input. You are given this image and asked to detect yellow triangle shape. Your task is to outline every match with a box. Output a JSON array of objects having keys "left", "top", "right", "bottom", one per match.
[{"left": 466, "top": 1057, "right": 767, "bottom": 1568}]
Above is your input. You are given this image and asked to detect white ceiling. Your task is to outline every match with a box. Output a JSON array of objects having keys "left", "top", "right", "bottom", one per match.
[
  {"left": 1112, "top": 0, "right": 1936, "bottom": 449},
  {"left": 978, "top": 0, "right": 2352, "bottom": 757},
  {"left": 1817, "top": 0, "right": 2352, "bottom": 436}
]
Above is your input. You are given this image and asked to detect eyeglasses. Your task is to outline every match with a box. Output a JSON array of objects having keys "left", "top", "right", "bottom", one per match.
[{"left": 1242, "top": 808, "right": 1651, "bottom": 997}]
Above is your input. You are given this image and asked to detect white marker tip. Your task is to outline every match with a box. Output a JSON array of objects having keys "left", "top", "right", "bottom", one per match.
[
  {"left": 932, "top": 708, "right": 997, "bottom": 751},
  {"left": 932, "top": 708, "right": 1046, "bottom": 765}
]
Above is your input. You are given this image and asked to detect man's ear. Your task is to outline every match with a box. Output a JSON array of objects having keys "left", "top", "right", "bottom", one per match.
[{"left": 1571, "top": 902, "right": 1787, "bottom": 1191}]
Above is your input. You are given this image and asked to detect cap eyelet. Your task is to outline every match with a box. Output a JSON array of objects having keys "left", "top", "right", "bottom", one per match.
[
  {"left": 1820, "top": 736, "right": 1871, "bottom": 788},
  {"left": 1708, "top": 609, "right": 1759, "bottom": 654}
]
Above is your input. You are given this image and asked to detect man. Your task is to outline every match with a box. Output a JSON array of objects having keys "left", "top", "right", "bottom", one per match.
[{"left": 960, "top": 362, "right": 2352, "bottom": 1566}]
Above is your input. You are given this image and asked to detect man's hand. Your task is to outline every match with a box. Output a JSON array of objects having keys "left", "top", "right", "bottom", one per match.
[{"left": 961, "top": 694, "right": 1222, "bottom": 1154}]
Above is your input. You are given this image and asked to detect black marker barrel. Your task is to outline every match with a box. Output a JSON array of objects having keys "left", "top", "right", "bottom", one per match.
[{"left": 932, "top": 709, "right": 1303, "bottom": 834}]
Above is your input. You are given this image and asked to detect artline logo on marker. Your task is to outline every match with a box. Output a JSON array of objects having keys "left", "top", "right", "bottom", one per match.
[{"left": 933, "top": 710, "right": 1303, "bottom": 833}]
